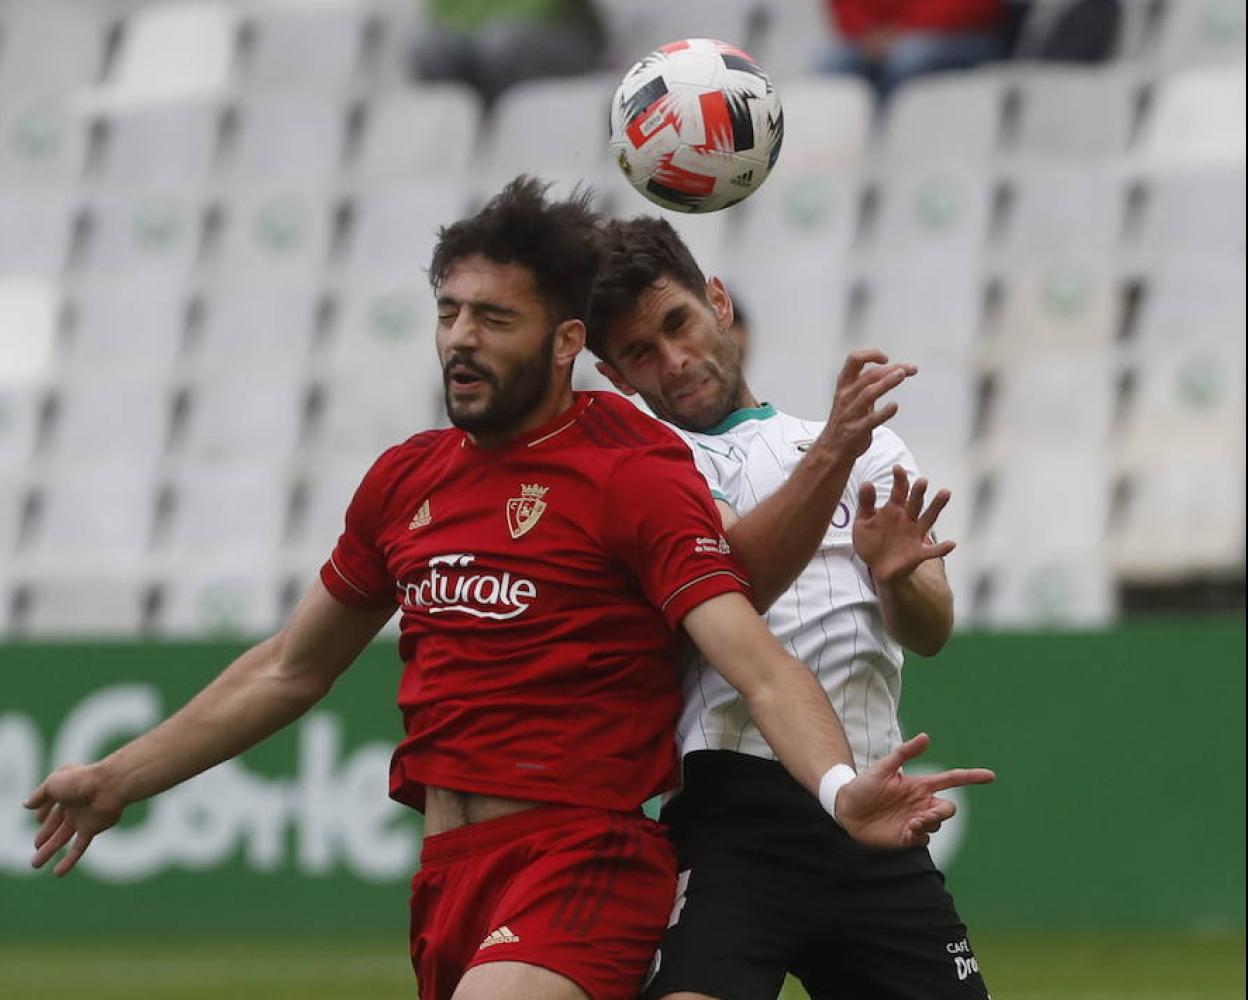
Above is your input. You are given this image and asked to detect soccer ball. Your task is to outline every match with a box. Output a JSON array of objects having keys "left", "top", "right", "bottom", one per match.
[{"left": 609, "top": 38, "right": 784, "bottom": 214}]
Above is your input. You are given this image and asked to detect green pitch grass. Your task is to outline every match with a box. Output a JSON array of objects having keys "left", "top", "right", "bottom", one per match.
[{"left": 1, "top": 933, "right": 1242, "bottom": 999}]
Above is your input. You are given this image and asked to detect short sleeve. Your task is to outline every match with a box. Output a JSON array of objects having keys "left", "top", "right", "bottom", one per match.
[
  {"left": 319, "top": 453, "right": 399, "bottom": 610},
  {"left": 602, "top": 441, "right": 751, "bottom": 629}
]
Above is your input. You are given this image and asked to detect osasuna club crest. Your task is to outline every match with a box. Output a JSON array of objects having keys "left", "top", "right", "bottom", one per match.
[{"left": 506, "top": 484, "right": 549, "bottom": 539}]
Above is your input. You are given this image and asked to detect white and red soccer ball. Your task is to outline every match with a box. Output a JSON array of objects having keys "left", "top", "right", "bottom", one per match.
[{"left": 609, "top": 38, "right": 784, "bottom": 214}]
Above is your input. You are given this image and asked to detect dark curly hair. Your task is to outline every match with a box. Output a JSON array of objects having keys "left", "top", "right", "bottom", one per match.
[
  {"left": 429, "top": 175, "right": 603, "bottom": 325},
  {"left": 585, "top": 215, "right": 708, "bottom": 361}
]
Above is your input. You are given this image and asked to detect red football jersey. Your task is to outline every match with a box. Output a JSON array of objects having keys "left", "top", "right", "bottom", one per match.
[{"left": 321, "top": 392, "right": 750, "bottom": 813}]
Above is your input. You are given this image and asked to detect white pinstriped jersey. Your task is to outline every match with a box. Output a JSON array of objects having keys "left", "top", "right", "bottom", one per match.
[{"left": 668, "top": 404, "right": 921, "bottom": 770}]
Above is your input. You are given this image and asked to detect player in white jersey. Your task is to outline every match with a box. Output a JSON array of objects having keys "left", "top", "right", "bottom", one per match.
[{"left": 586, "top": 216, "right": 990, "bottom": 1000}]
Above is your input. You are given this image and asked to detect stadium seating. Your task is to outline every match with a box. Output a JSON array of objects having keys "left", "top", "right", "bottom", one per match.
[
  {"left": 0, "top": 277, "right": 59, "bottom": 384},
  {"left": 1006, "top": 66, "right": 1139, "bottom": 161},
  {"left": 0, "top": 96, "right": 91, "bottom": 190},
  {"left": 0, "top": 0, "right": 1242, "bottom": 637}
]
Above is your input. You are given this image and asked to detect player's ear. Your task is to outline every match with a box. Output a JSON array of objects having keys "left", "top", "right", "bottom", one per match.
[
  {"left": 706, "top": 276, "right": 735, "bottom": 330},
  {"left": 595, "top": 359, "right": 637, "bottom": 396},
  {"left": 553, "top": 319, "right": 586, "bottom": 369}
]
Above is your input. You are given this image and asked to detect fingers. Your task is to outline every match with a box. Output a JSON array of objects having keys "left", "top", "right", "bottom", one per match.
[
  {"left": 917, "top": 488, "right": 951, "bottom": 534},
  {"left": 921, "top": 768, "right": 997, "bottom": 792},
  {"left": 871, "top": 732, "right": 931, "bottom": 775},
  {"left": 53, "top": 832, "right": 94, "bottom": 878},
  {"left": 34, "top": 805, "right": 65, "bottom": 850},
  {"left": 23, "top": 784, "right": 48, "bottom": 811},
  {"left": 904, "top": 474, "right": 927, "bottom": 519},
  {"left": 888, "top": 465, "right": 910, "bottom": 508},
  {"left": 925, "top": 539, "right": 957, "bottom": 560},
  {"left": 862, "top": 400, "right": 900, "bottom": 434},
  {"left": 31, "top": 816, "right": 75, "bottom": 870},
  {"left": 855, "top": 365, "right": 916, "bottom": 412},
  {"left": 836, "top": 348, "right": 890, "bottom": 388},
  {"left": 857, "top": 481, "right": 877, "bottom": 519}
]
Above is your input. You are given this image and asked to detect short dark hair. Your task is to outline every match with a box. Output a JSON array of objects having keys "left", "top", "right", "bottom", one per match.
[
  {"left": 429, "top": 175, "right": 602, "bottom": 324},
  {"left": 585, "top": 216, "right": 707, "bottom": 360}
]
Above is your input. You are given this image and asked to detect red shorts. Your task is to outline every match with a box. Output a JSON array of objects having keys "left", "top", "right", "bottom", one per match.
[{"left": 409, "top": 804, "right": 676, "bottom": 1000}]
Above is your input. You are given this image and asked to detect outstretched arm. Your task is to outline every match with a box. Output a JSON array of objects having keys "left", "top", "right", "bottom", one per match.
[
  {"left": 25, "top": 580, "right": 395, "bottom": 876},
  {"left": 855, "top": 465, "right": 957, "bottom": 656},
  {"left": 721, "top": 350, "right": 916, "bottom": 612},
  {"left": 683, "top": 591, "right": 994, "bottom": 849}
]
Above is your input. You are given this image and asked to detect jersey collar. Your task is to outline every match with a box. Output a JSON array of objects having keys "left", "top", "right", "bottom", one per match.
[
  {"left": 698, "top": 402, "right": 777, "bottom": 436},
  {"left": 459, "top": 392, "right": 593, "bottom": 453}
]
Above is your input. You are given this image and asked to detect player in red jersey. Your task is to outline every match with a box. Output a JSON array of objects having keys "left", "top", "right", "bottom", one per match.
[{"left": 24, "top": 178, "right": 993, "bottom": 1000}]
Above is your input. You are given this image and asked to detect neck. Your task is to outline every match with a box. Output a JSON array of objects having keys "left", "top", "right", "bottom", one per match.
[
  {"left": 467, "top": 384, "right": 576, "bottom": 450},
  {"left": 736, "top": 384, "right": 759, "bottom": 411}
]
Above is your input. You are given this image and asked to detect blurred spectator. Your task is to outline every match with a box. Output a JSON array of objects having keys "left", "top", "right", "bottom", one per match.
[
  {"left": 816, "top": 0, "right": 1007, "bottom": 97},
  {"left": 1012, "top": 0, "right": 1123, "bottom": 63},
  {"left": 411, "top": 0, "right": 607, "bottom": 104}
]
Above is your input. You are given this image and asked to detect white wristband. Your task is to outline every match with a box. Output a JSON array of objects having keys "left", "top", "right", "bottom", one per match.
[{"left": 818, "top": 763, "right": 857, "bottom": 823}]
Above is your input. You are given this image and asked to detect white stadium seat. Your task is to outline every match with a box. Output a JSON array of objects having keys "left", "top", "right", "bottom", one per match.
[
  {"left": 479, "top": 75, "right": 617, "bottom": 191},
  {"left": 344, "top": 185, "right": 471, "bottom": 283},
  {"left": 975, "top": 450, "right": 1112, "bottom": 563},
  {"left": 326, "top": 279, "right": 437, "bottom": 375},
  {"left": 224, "top": 94, "right": 347, "bottom": 185},
  {"left": 881, "top": 71, "right": 1005, "bottom": 163},
  {"left": 734, "top": 166, "right": 861, "bottom": 270},
  {"left": 19, "top": 572, "right": 150, "bottom": 638},
  {"left": 211, "top": 188, "right": 335, "bottom": 281},
  {"left": 0, "top": 475, "right": 30, "bottom": 558},
  {"left": 45, "top": 370, "right": 173, "bottom": 467},
  {"left": 868, "top": 164, "right": 993, "bottom": 263},
  {"left": 1139, "top": 66, "right": 1246, "bottom": 168},
  {"left": 990, "top": 257, "right": 1120, "bottom": 361},
  {"left": 753, "top": 0, "right": 836, "bottom": 79},
  {"left": 1008, "top": 66, "right": 1137, "bottom": 161},
  {"left": 980, "top": 356, "right": 1118, "bottom": 459},
  {"left": 163, "top": 464, "right": 293, "bottom": 567},
  {"left": 314, "top": 365, "right": 443, "bottom": 461},
  {"left": 731, "top": 252, "right": 848, "bottom": 419},
  {"left": 848, "top": 264, "right": 985, "bottom": 368},
  {"left": 979, "top": 557, "right": 1118, "bottom": 629},
  {"left": 181, "top": 370, "right": 308, "bottom": 464},
  {"left": 288, "top": 458, "right": 374, "bottom": 563},
  {"left": 158, "top": 566, "right": 285, "bottom": 638},
  {"left": 0, "top": 195, "right": 78, "bottom": 277},
  {"left": 354, "top": 86, "right": 483, "bottom": 186},
  {"left": 190, "top": 282, "right": 320, "bottom": 374},
  {"left": 95, "top": 101, "right": 222, "bottom": 191},
  {"left": 1111, "top": 458, "right": 1245, "bottom": 580},
  {"left": 64, "top": 280, "right": 187, "bottom": 376},
  {"left": 0, "top": 1, "right": 110, "bottom": 96},
  {"left": 998, "top": 165, "right": 1127, "bottom": 262},
  {"left": 1131, "top": 259, "right": 1246, "bottom": 359},
  {"left": 0, "top": 277, "right": 59, "bottom": 386},
  {"left": 1118, "top": 344, "right": 1246, "bottom": 464},
  {"left": 0, "top": 383, "right": 46, "bottom": 472},
  {"left": 881, "top": 365, "right": 981, "bottom": 476},
  {"left": 774, "top": 76, "right": 873, "bottom": 169},
  {"left": 0, "top": 97, "right": 90, "bottom": 190},
  {"left": 26, "top": 464, "right": 160, "bottom": 571},
  {"left": 81, "top": 193, "right": 204, "bottom": 281},
  {"left": 99, "top": 0, "right": 239, "bottom": 109},
  {"left": 599, "top": 0, "right": 760, "bottom": 65},
  {"left": 242, "top": 3, "right": 367, "bottom": 93},
  {"left": 1134, "top": 167, "right": 1247, "bottom": 258},
  {"left": 1155, "top": 0, "right": 1246, "bottom": 68}
]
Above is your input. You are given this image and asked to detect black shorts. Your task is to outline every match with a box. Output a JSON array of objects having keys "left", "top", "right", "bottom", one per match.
[{"left": 644, "top": 750, "right": 990, "bottom": 1000}]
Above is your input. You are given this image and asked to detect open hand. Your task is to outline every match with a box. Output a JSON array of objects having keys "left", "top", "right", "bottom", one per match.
[
  {"left": 24, "top": 763, "right": 125, "bottom": 877},
  {"left": 855, "top": 465, "right": 955, "bottom": 584},
  {"left": 816, "top": 350, "right": 917, "bottom": 468},
  {"left": 836, "top": 733, "right": 995, "bottom": 849}
]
